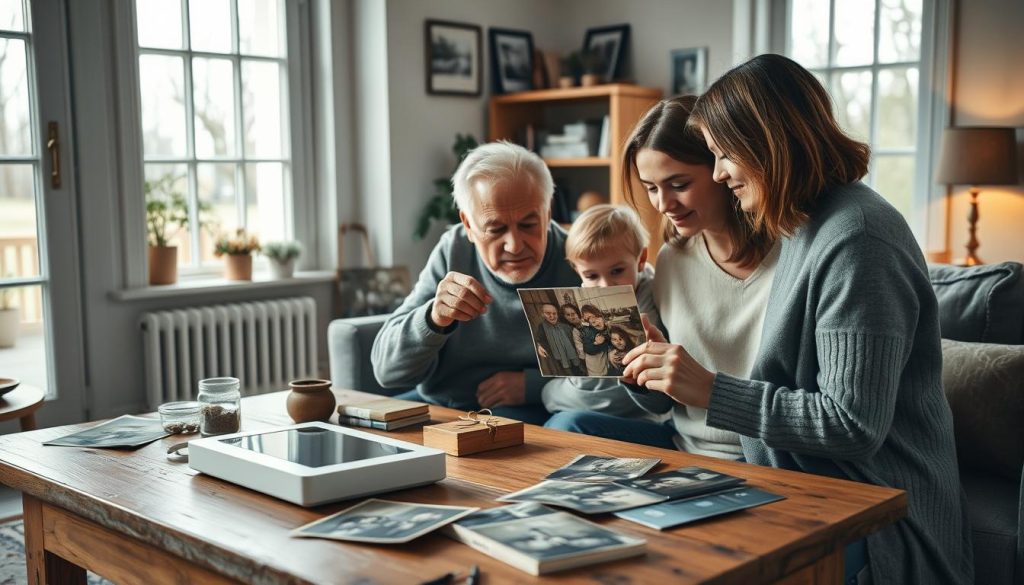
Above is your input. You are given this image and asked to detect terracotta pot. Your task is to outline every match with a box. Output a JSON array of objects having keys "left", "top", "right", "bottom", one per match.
[
  {"left": 558, "top": 76, "right": 575, "bottom": 89},
  {"left": 286, "top": 379, "right": 336, "bottom": 423},
  {"left": 148, "top": 245, "right": 178, "bottom": 285},
  {"left": 580, "top": 73, "right": 601, "bottom": 87},
  {"left": 224, "top": 254, "right": 253, "bottom": 281}
]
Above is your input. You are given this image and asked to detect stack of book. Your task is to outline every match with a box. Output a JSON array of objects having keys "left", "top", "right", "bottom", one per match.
[{"left": 336, "top": 397, "right": 430, "bottom": 431}]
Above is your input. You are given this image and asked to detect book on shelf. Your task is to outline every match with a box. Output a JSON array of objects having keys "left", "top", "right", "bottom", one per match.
[
  {"left": 338, "top": 413, "right": 431, "bottom": 431},
  {"left": 336, "top": 397, "right": 429, "bottom": 422},
  {"left": 447, "top": 502, "right": 646, "bottom": 575},
  {"left": 597, "top": 115, "right": 610, "bottom": 157}
]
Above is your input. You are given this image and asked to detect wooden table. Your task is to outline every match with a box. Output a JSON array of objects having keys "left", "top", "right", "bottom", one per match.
[
  {"left": 0, "top": 389, "right": 906, "bottom": 585},
  {"left": 0, "top": 384, "right": 44, "bottom": 431}
]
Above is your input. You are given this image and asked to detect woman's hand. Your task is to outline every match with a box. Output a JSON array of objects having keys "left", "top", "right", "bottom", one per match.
[{"left": 622, "top": 315, "right": 715, "bottom": 408}]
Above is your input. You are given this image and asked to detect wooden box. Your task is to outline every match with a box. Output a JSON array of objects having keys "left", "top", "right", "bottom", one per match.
[{"left": 422, "top": 416, "right": 524, "bottom": 456}]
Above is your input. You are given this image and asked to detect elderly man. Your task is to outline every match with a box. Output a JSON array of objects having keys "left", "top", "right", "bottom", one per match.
[{"left": 371, "top": 141, "right": 579, "bottom": 424}]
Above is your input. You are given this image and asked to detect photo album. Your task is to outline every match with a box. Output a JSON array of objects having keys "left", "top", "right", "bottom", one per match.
[{"left": 518, "top": 285, "right": 645, "bottom": 378}]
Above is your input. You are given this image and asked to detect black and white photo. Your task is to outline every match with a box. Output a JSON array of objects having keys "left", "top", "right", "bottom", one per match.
[
  {"left": 425, "top": 20, "right": 482, "bottom": 96},
  {"left": 489, "top": 28, "right": 534, "bottom": 93},
  {"left": 454, "top": 502, "right": 558, "bottom": 529},
  {"left": 498, "top": 480, "right": 667, "bottom": 514},
  {"left": 546, "top": 454, "right": 661, "bottom": 483},
  {"left": 583, "top": 24, "right": 630, "bottom": 82},
  {"left": 614, "top": 487, "right": 785, "bottom": 531},
  {"left": 44, "top": 415, "right": 170, "bottom": 448},
  {"left": 471, "top": 512, "right": 644, "bottom": 559},
  {"left": 614, "top": 466, "right": 745, "bottom": 499},
  {"left": 336, "top": 267, "right": 412, "bottom": 318},
  {"left": 292, "top": 499, "right": 478, "bottom": 544},
  {"left": 671, "top": 47, "right": 707, "bottom": 96}
]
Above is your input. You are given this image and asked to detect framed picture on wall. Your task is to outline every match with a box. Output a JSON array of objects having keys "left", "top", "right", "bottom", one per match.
[
  {"left": 489, "top": 27, "right": 534, "bottom": 94},
  {"left": 670, "top": 47, "right": 708, "bottom": 96},
  {"left": 583, "top": 24, "right": 630, "bottom": 82},
  {"left": 425, "top": 19, "right": 482, "bottom": 96}
]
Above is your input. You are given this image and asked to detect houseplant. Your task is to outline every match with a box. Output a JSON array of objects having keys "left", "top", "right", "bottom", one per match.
[
  {"left": 214, "top": 229, "right": 261, "bottom": 281},
  {"left": 414, "top": 133, "right": 478, "bottom": 239},
  {"left": 559, "top": 51, "right": 582, "bottom": 88},
  {"left": 145, "top": 174, "right": 189, "bottom": 285},
  {"left": 580, "top": 49, "right": 606, "bottom": 86},
  {"left": 262, "top": 240, "right": 302, "bottom": 279},
  {"left": 0, "top": 286, "right": 18, "bottom": 348}
]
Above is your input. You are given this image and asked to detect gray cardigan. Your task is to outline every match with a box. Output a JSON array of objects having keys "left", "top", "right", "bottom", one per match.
[{"left": 707, "top": 182, "right": 973, "bottom": 584}]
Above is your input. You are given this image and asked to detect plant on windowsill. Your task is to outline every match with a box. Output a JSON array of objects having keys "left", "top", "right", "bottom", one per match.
[
  {"left": 0, "top": 283, "right": 19, "bottom": 349},
  {"left": 414, "top": 133, "right": 478, "bottom": 240},
  {"left": 214, "top": 228, "right": 261, "bottom": 281},
  {"left": 262, "top": 240, "right": 302, "bottom": 280},
  {"left": 145, "top": 175, "right": 189, "bottom": 285}
]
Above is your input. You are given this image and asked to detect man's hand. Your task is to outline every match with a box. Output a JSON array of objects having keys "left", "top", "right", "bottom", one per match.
[
  {"left": 537, "top": 344, "right": 549, "bottom": 359},
  {"left": 476, "top": 371, "right": 526, "bottom": 408},
  {"left": 430, "top": 271, "right": 493, "bottom": 328}
]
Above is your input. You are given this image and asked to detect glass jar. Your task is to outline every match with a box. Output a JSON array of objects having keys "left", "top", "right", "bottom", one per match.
[
  {"left": 197, "top": 377, "right": 241, "bottom": 437},
  {"left": 158, "top": 401, "right": 201, "bottom": 434}
]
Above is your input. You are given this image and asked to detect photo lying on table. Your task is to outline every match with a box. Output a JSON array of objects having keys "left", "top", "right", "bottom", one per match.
[
  {"left": 43, "top": 415, "right": 170, "bottom": 448},
  {"left": 498, "top": 480, "right": 667, "bottom": 514},
  {"left": 614, "top": 466, "right": 746, "bottom": 499},
  {"left": 546, "top": 454, "right": 661, "bottom": 483},
  {"left": 613, "top": 487, "right": 785, "bottom": 530},
  {"left": 452, "top": 502, "right": 559, "bottom": 529},
  {"left": 291, "top": 499, "right": 479, "bottom": 544},
  {"left": 519, "top": 285, "right": 645, "bottom": 378}
]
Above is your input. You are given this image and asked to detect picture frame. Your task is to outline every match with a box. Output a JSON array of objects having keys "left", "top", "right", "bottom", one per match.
[
  {"left": 424, "top": 19, "right": 482, "bottom": 96},
  {"left": 670, "top": 47, "right": 708, "bottom": 96},
  {"left": 582, "top": 24, "right": 630, "bottom": 82},
  {"left": 489, "top": 27, "right": 534, "bottom": 94}
]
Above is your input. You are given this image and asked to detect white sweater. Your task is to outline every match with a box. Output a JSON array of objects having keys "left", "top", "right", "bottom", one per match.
[{"left": 653, "top": 235, "right": 779, "bottom": 459}]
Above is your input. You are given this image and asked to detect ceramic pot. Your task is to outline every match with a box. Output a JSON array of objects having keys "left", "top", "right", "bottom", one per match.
[
  {"left": 148, "top": 245, "right": 178, "bottom": 285},
  {"left": 269, "top": 258, "right": 295, "bottom": 280},
  {"left": 224, "top": 254, "right": 253, "bottom": 281},
  {"left": 558, "top": 76, "right": 575, "bottom": 89},
  {"left": 286, "top": 379, "right": 336, "bottom": 423},
  {"left": 580, "top": 73, "right": 601, "bottom": 87}
]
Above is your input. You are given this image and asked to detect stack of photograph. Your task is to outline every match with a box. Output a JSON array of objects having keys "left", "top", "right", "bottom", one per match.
[{"left": 336, "top": 396, "right": 431, "bottom": 431}]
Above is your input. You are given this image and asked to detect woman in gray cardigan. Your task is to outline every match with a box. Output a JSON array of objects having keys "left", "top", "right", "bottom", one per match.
[{"left": 623, "top": 54, "right": 973, "bottom": 585}]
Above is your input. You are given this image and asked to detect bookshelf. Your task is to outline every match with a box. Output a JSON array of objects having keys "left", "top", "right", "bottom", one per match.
[{"left": 488, "top": 83, "right": 664, "bottom": 260}]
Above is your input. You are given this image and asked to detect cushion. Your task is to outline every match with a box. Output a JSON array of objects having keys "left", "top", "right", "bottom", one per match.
[
  {"left": 960, "top": 470, "right": 1019, "bottom": 585},
  {"left": 941, "top": 338, "right": 1024, "bottom": 480},
  {"left": 929, "top": 262, "right": 1024, "bottom": 344}
]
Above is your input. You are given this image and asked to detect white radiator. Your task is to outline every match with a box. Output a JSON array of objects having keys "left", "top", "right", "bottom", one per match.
[{"left": 141, "top": 297, "right": 317, "bottom": 408}]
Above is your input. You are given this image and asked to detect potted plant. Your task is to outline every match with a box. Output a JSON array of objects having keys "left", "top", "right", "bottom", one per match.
[
  {"left": 262, "top": 240, "right": 302, "bottom": 279},
  {"left": 559, "top": 51, "right": 582, "bottom": 88},
  {"left": 214, "top": 229, "right": 261, "bottom": 281},
  {"left": 0, "top": 287, "right": 18, "bottom": 348},
  {"left": 580, "top": 49, "right": 606, "bottom": 86},
  {"left": 414, "top": 133, "right": 478, "bottom": 239},
  {"left": 145, "top": 175, "right": 189, "bottom": 285}
]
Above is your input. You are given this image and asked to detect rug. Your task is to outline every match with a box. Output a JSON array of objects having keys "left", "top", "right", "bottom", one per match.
[{"left": 0, "top": 519, "right": 110, "bottom": 585}]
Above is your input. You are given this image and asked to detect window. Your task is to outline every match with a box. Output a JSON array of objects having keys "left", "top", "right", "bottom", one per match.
[
  {"left": 786, "top": 0, "right": 929, "bottom": 223},
  {"left": 135, "top": 0, "right": 292, "bottom": 271}
]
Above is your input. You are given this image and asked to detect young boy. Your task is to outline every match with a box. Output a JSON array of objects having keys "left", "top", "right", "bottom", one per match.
[{"left": 541, "top": 205, "right": 664, "bottom": 420}]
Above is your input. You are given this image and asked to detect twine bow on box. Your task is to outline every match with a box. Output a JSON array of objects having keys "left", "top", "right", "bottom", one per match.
[{"left": 456, "top": 409, "right": 500, "bottom": 439}]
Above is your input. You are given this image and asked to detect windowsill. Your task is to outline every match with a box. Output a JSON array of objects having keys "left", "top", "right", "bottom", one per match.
[{"left": 110, "top": 270, "right": 336, "bottom": 302}]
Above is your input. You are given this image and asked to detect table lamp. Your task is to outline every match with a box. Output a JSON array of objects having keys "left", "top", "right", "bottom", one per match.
[{"left": 936, "top": 127, "right": 1019, "bottom": 266}]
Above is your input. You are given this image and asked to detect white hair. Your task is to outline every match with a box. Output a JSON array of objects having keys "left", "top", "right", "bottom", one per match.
[{"left": 451, "top": 141, "right": 553, "bottom": 217}]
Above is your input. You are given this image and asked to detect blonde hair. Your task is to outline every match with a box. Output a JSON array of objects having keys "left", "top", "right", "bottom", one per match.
[{"left": 565, "top": 204, "right": 648, "bottom": 264}]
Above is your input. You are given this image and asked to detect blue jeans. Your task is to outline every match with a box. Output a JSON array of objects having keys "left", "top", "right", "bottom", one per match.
[
  {"left": 844, "top": 538, "right": 869, "bottom": 584},
  {"left": 544, "top": 410, "right": 678, "bottom": 450},
  {"left": 391, "top": 389, "right": 552, "bottom": 426}
]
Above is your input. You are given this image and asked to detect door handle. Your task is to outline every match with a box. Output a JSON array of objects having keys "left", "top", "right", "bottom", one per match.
[{"left": 46, "top": 121, "right": 61, "bottom": 189}]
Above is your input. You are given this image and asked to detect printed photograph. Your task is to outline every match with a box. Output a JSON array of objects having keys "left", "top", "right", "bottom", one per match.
[
  {"left": 292, "top": 499, "right": 478, "bottom": 544},
  {"left": 44, "top": 415, "right": 170, "bottom": 448},
  {"left": 336, "top": 267, "right": 412, "bottom": 318},
  {"left": 454, "top": 502, "right": 557, "bottom": 529},
  {"left": 614, "top": 487, "right": 784, "bottom": 531},
  {"left": 614, "top": 466, "right": 744, "bottom": 499},
  {"left": 546, "top": 455, "right": 661, "bottom": 483},
  {"left": 498, "top": 480, "right": 667, "bottom": 514},
  {"left": 471, "top": 512, "right": 644, "bottom": 559},
  {"left": 489, "top": 28, "right": 534, "bottom": 93},
  {"left": 425, "top": 20, "right": 481, "bottom": 96},
  {"left": 519, "top": 285, "right": 645, "bottom": 378},
  {"left": 671, "top": 47, "right": 708, "bottom": 96}
]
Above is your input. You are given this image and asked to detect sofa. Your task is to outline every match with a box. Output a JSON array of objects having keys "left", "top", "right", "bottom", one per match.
[{"left": 327, "top": 262, "right": 1024, "bottom": 585}]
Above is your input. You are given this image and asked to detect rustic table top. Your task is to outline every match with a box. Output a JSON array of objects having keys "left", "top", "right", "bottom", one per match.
[{"left": 0, "top": 389, "right": 906, "bottom": 584}]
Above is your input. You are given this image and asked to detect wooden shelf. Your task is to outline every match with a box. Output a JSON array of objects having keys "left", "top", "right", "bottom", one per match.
[
  {"left": 490, "top": 83, "right": 663, "bottom": 105},
  {"left": 543, "top": 157, "right": 611, "bottom": 168}
]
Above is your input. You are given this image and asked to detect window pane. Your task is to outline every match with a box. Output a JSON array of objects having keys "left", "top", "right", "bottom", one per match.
[
  {"left": 144, "top": 163, "right": 191, "bottom": 264},
  {"left": 0, "top": 284, "right": 49, "bottom": 392},
  {"left": 189, "top": 0, "right": 232, "bottom": 54},
  {"left": 831, "top": 70, "right": 873, "bottom": 142},
  {"left": 879, "top": 0, "right": 922, "bottom": 63},
  {"left": 139, "top": 54, "right": 188, "bottom": 157},
  {"left": 242, "top": 61, "right": 283, "bottom": 158},
  {"left": 0, "top": 164, "right": 38, "bottom": 277},
  {"left": 877, "top": 67, "right": 918, "bottom": 149},
  {"left": 833, "top": 0, "right": 875, "bottom": 67},
  {"left": 244, "top": 163, "right": 286, "bottom": 242},
  {"left": 789, "top": 0, "right": 830, "bottom": 68},
  {"left": 873, "top": 155, "right": 915, "bottom": 218},
  {"left": 197, "top": 163, "right": 237, "bottom": 263},
  {"left": 0, "top": 39, "right": 32, "bottom": 156},
  {"left": 0, "top": 0, "right": 25, "bottom": 33},
  {"left": 239, "top": 0, "right": 284, "bottom": 57},
  {"left": 193, "top": 57, "right": 237, "bottom": 158},
  {"left": 136, "top": 0, "right": 183, "bottom": 50}
]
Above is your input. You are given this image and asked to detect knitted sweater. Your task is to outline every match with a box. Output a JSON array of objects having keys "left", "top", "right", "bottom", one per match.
[{"left": 707, "top": 182, "right": 973, "bottom": 585}]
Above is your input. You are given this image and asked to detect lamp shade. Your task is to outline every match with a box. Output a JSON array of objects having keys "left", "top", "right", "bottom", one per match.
[{"left": 936, "top": 127, "right": 1019, "bottom": 185}]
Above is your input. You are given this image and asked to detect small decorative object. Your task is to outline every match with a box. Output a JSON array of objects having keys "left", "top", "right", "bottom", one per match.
[
  {"left": 0, "top": 377, "right": 20, "bottom": 398},
  {"left": 577, "top": 191, "right": 608, "bottom": 212},
  {"left": 197, "top": 377, "right": 241, "bottom": 436},
  {"left": 336, "top": 223, "right": 413, "bottom": 318},
  {"left": 671, "top": 47, "right": 708, "bottom": 96},
  {"left": 559, "top": 51, "right": 583, "bottom": 88},
  {"left": 214, "top": 228, "right": 260, "bottom": 281},
  {"left": 422, "top": 410, "right": 524, "bottom": 456},
  {"left": 158, "top": 401, "right": 202, "bottom": 434},
  {"left": 0, "top": 286, "right": 19, "bottom": 348},
  {"left": 583, "top": 24, "right": 630, "bottom": 83},
  {"left": 531, "top": 48, "right": 549, "bottom": 89},
  {"left": 541, "top": 50, "right": 562, "bottom": 88},
  {"left": 286, "top": 379, "right": 336, "bottom": 423},
  {"left": 489, "top": 27, "right": 534, "bottom": 94},
  {"left": 263, "top": 240, "right": 302, "bottom": 279},
  {"left": 415, "top": 133, "right": 478, "bottom": 239},
  {"left": 425, "top": 19, "right": 481, "bottom": 96},
  {"left": 579, "top": 49, "right": 606, "bottom": 86}
]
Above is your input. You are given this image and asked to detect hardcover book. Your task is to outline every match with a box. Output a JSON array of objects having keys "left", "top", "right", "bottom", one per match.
[
  {"left": 337, "top": 413, "right": 431, "bottom": 431},
  {"left": 336, "top": 397, "right": 429, "bottom": 422},
  {"left": 614, "top": 487, "right": 785, "bottom": 530}
]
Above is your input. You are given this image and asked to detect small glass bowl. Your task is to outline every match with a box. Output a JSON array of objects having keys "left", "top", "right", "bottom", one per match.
[{"left": 158, "top": 401, "right": 202, "bottom": 435}]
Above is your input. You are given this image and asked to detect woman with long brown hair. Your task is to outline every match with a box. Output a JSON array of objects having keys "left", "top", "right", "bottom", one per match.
[{"left": 623, "top": 54, "right": 971, "bottom": 585}]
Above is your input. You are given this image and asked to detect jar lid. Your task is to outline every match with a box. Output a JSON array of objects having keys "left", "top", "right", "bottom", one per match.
[
  {"left": 198, "top": 377, "right": 240, "bottom": 392},
  {"left": 158, "top": 401, "right": 201, "bottom": 415}
]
